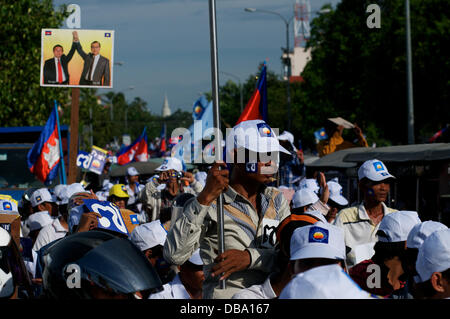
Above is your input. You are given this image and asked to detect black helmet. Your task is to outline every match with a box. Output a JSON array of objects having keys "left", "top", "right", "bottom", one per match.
[{"left": 41, "top": 231, "right": 163, "bottom": 299}]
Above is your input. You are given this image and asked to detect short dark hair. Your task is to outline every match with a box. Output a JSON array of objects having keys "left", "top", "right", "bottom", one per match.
[
  {"left": 91, "top": 41, "right": 101, "bottom": 48},
  {"left": 53, "top": 44, "right": 63, "bottom": 51},
  {"left": 372, "top": 241, "right": 406, "bottom": 263},
  {"left": 415, "top": 268, "right": 450, "bottom": 298}
]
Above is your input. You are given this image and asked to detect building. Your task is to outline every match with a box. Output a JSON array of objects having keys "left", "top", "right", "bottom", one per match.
[{"left": 161, "top": 93, "right": 172, "bottom": 118}]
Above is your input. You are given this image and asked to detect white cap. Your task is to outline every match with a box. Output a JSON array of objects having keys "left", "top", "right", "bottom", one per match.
[
  {"left": 66, "top": 183, "right": 86, "bottom": 198},
  {"left": 279, "top": 264, "right": 373, "bottom": 299},
  {"left": 0, "top": 198, "right": 18, "bottom": 213},
  {"left": 415, "top": 228, "right": 450, "bottom": 283},
  {"left": 30, "top": 188, "right": 55, "bottom": 207},
  {"left": 194, "top": 171, "right": 207, "bottom": 187},
  {"left": 127, "top": 166, "right": 139, "bottom": 176},
  {"left": 225, "top": 120, "right": 290, "bottom": 159},
  {"left": 155, "top": 157, "right": 183, "bottom": 173},
  {"left": 129, "top": 220, "right": 167, "bottom": 251},
  {"left": 377, "top": 211, "right": 421, "bottom": 243},
  {"left": 53, "top": 184, "right": 69, "bottom": 205},
  {"left": 327, "top": 181, "right": 348, "bottom": 206},
  {"left": 358, "top": 159, "right": 395, "bottom": 182},
  {"left": 26, "top": 211, "right": 53, "bottom": 231},
  {"left": 188, "top": 248, "right": 203, "bottom": 266},
  {"left": 298, "top": 178, "right": 320, "bottom": 194},
  {"left": 291, "top": 189, "right": 319, "bottom": 209},
  {"left": 290, "top": 222, "right": 346, "bottom": 261},
  {"left": 406, "top": 221, "right": 448, "bottom": 249},
  {"left": 277, "top": 131, "right": 296, "bottom": 150}
]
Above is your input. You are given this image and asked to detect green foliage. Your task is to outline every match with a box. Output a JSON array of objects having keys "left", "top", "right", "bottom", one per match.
[{"left": 0, "top": 0, "right": 70, "bottom": 126}]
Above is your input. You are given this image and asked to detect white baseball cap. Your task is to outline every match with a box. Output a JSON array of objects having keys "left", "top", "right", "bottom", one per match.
[
  {"left": 30, "top": 188, "right": 56, "bottom": 208},
  {"left": 327, "top": 181, "right": 348, "bottom": 206},
  {"left": 277, "top": 131, "right": 296, "bottom": 151},
  {"left": 66, "top": 183, "right": 86, "bottom": 199},
  {"left": 187, "top": 248, "right": 203, "bottom": 266},
  {"left": 377, "top": 211, "right": 421, "bottom": 243},
  {"left": 53, "top": 184, "right": 69, "bottom": 205},
  {"left": 291, "top": 189, "right": 319, "bottom": 209},
  {"left": 406, "top": 221, "right": 448, "bottom": 249},
  {"left": 225, "top": 120, "right": 290, "bottom": 160},
  {"left": 279, "top": 264, "right": 373, "bottom": 299},
  {"left": 298, "top": 178, "right": 320, "bottom": 194},
  {"left": 358, "top": 159, "right": 395, "bottom": 182},
  {"left": 290, "top": 221, "right": 346, "bottom": 261},
  {"left": 0, "top": 198, "right": 18, "bottom": 213},
  {"left": 26, "top": 211, "right": 53, "bottom": 231},
  {"left": 129, "top": 220, "right": 167, "bottom": 251},
  {"left": 127, "top": 166, "right": 139, "bottom": 176},
  {"left": 415, "top": 228, "right": 450, "bottom": 283},
  {"left": 155, "top": 157, "right": 183, "bottom": 173},
  {"left": 303, "top": 210, "right": 328, "bottom": 224}
]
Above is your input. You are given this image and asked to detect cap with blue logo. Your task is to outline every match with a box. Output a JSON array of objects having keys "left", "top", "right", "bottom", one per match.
[
  {"left": 0, "top": 197, "right": 18, "bottom": 213},
  {"left": 358, "top": 159, "right": 395, "bottom": 182},
  {"left": 155, "top": 157, "right": 183, "bottom": 173},
  {"left": 290, "top": 221, "right": 346, "bottom": 261},
  {"left": 30, "top": 188, "right": 56, "bottom": 208}
]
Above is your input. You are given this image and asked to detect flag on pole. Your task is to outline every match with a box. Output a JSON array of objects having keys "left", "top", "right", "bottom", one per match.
[
  {"left": 27, "top": 108, "right": 61, "bottom": 184},
  {"left": 236, "top": 63, "right": 268, "bottom": 125},
  {"left": 429, "top": 125, "right": 448, "bottom": 143},
  {"left": 116, "top": 127, "right": 148, "bottom": 165}
]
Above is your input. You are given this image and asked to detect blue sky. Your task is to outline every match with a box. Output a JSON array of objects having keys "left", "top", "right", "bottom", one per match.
[{"left": 53, "top": 0, "right": 340, "bottom": 114}]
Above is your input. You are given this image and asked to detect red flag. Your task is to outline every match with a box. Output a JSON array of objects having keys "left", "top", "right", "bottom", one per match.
[
  {"left": 236, "top": 64, "right": 268, "bottom": 125},
  {"left": 116, "top": 128, "right": 148, "bottom": 165}
]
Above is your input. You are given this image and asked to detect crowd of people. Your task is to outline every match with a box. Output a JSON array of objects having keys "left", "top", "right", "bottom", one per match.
[{"left": 0, "top": 119, "right": 449, "bottom": 300}]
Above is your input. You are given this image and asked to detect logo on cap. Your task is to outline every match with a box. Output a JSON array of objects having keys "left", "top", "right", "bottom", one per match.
[
  {"left": 36, "top": 196, "right": 42, "bottom": 203},
  {"left": 194, "top": 106, "right": 202, "bottom": 114},
  {"left": 373, "top": 161, "right": 385, "bottom": 172},
  {"left": 256, "top": 123, "right": 273, "bottom": 137},
  {"left": 121, "top": 185, "right": 127, "bottom": 192},
  {"left": 3, "top": 202, "right": 12, "bottom": 210},
  {"left": 308, "top": 226, "right": 329, "bottom": 244}
]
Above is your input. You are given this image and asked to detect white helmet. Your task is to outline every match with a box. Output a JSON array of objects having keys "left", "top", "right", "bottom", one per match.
[{"left": 0, "top": 228, "right": 14, "bottom": 298}]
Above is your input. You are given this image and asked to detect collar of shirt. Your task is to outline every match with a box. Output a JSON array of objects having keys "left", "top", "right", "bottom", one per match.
[
  {"left": 52, "top": 218, "right": 67, "bottom": 233},
  {"left": 358, "top": 202, "right": 390, "bottom": 222},
  {"left": 222, "top": 185, "right": 273, "bottom": 205},
  {"left": 169, "top": 274, "right": 191, "bottom": 299}
]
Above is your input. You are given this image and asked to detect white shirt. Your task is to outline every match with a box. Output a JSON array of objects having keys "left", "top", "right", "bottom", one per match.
[
  {"left": 54, "top": 57, "right": 66, "bottom": 82},
  {"left": 148, "top": 274, "right": 190, "bottom": 299},
  {"left": 33, "top": 217, "right": 68, "bottom": 251},
  {"left": 86, "top": 54, "right": 100, "bottom": 81},
  {"left": 231, "top": 275, "right": 277, "bottom": 299},
  {"left": 126, "top": 182, "right": 144, "bottom": 206}
]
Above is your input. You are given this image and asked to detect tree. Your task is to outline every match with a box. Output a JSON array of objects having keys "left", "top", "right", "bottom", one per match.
[{"left": 0, "top": 0, "right": 70, "bottom": 126}]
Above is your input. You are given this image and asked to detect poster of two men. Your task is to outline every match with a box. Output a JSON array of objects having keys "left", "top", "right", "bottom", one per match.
[{"left": 40, "top": 29, "right": 114, "bottom": 88}]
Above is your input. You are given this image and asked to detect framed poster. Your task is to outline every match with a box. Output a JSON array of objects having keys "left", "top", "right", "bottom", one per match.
[{"left": 40, "top": 29, "right": 114, "bottom": 88}]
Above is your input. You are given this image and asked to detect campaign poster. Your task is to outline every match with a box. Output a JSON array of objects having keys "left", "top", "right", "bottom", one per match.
[
  {"left": 87, "top": 145, "right": 108, "bottom": 175},
  {"left": 40, "top": 29, "right": 114, "bottom": 88}
]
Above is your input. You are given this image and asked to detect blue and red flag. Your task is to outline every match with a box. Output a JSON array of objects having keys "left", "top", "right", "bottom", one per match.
[
  {"left": 116, "top": 127, "right": 148, "bottom": 165},
  {"left": 236, "top": 63, "right": 268, "bottom": 125},
  {"left": 27, "top": 108, "right": 61, "bottom": 184},
  {"left": 429, "top": 125, "right": 448, "bottom": 143}
]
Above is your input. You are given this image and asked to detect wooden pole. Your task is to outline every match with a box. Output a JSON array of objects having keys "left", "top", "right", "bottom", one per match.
[{"left": 68, "top": 88, "right": 80, "bottom": 184}]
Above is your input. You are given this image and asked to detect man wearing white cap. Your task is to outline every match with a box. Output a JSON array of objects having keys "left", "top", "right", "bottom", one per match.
[
  {"left": 149, "top": 248, "right": 204, "bottom": 299},
  {"left": 33, "top": 185, "right": 70, "bottom": 251},
  {"left": 292, "top": 173, "right": 331, "bottom": 218},
  {"left": 349, "top": 211, "right": 421, "bottom": 298},
  {"left": 333, "top": 159, "right": 397, "bottom": 267},
  {"left": 125, "top": 166, "right": 145, "bottom": 214},
  {"left": 403, "top": 221, "right": 448, "bottom": 298},
  {"left": 326, "top": 179, "right": 349, "bottom": 223},
  {"left": 164, "top": 120, "right": 291, "bottom": 299},
  {"left": 27, "top": 188, "right": 58, "bottom": 244},
  {"left": 414, "top": 229, "right": 450, "bottom": 299},
  {"left": 279, "top": 222, "right": 374, "bottom": 299},
  {"left": 140, "top": 157, "right": 203, "bottom": 222},
  {"left": 277, "top": 131, "right": 305, "bottom": 188}
]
